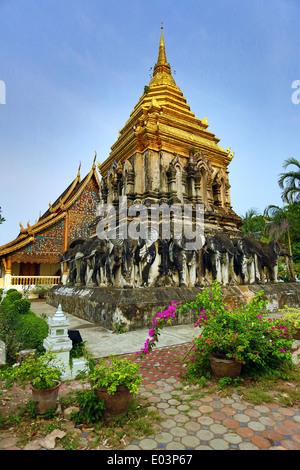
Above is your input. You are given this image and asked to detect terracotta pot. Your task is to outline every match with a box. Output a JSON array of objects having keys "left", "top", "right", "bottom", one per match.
[
  {"left": 94, "top": 385, "right": 133, "bottom": 418},
  {"left": 209, "top": 353, "right": 242, "bottom": 379},
  {"left": 31, "top": 381, "right": 61, "bottom": 414}
]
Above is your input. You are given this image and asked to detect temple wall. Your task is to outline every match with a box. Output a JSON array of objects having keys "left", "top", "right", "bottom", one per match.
[
  {"left": 47, "top": 282, "right": 300, "bottom": 332},
  {"left": 40, "top": 263, "right": 60, "bottom": 276}
]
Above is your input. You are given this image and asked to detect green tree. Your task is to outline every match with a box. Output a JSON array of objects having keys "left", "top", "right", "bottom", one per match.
[
  {"left": 278, "top": 157, "right": 300, "bottom": 203},
  {"left": 0, "top": 206, "right": 5, "bottom": 224},
  {"left": 263, "top": 203, "right": 298, "bottom": 279},
  {"left": 240, "top": 208, "right": 266, "bottom": 240}
]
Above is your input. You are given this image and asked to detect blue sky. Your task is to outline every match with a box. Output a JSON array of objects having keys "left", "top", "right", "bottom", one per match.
[{"left": 0, "top": 0, "right": 299, "bottom": 244}]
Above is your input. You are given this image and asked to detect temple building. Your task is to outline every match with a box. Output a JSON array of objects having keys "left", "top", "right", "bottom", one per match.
[
  {"left": 45, "top": 26, "right": 296, "bottom": 331},
  {"left": 0, "top": 158, "right": 100, "bottom": 291},
  {"left": 58, "top": 27, "right": 282, "bottom": 293}
]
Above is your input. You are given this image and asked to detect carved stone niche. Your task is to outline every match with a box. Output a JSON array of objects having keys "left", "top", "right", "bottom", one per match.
[{"left": 193, "top": 151, "right": 214, "bottom": 210}]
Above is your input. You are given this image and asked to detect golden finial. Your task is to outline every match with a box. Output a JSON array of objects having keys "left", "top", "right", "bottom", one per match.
[
  {"left": 153, "top": 23, "right": 171, "bottom": 76},
  {"left": 19, "top": 221, "right": 24, "bottom": 231},
  {"left": 77, "top": 161, "right": 81, "bottom": 182},
  {"left": 93, "top": 151, "right": 97, "bottom": 169}
]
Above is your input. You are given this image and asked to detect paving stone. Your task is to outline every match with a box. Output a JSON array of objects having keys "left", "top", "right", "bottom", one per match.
[
  {"left": 196, "top": 429, "right": 214, "bottom": 441},
  {"left": 223, "top": 418, "right": 240, "bottom": 429},
  {"left": 161, "top": 418, "right": 177, "bottom": 429},
  {"left": 280, "top": 439, "right": 300, "bottom": 450},
  {"left": 223, "top": 433, "right": 243, "bottom": 444},
  {"left": 233, "top": 413, "right": 251, "bottom": 423},
  {"left": 254, "top": 405, "right": 271, "bottom": 413},
  {"left": 184, "top": 421, "right": 201, "bottom": 433},
  {"left": 210, "top": 411, "right": 227, "bottom": 420},
  {"left": 244, "top": 408, "right": 261, "bottom": 418},
  {"left": 165, "top": 441, "right": 186, "bottom": 450},
  {"left": 181, "top": 435, "right": 201, "bottom": 448},
  {"left": 170, "top": 427, "right": 188, "bottom": 438},
  {"left": 210, "top": 424, "right": 227, "bottom": 435},
  {"left": 278, "top": 407, "right": 297, "bottom": 417},
  {"left": 177, "top": 404, "right": 190, "bottom": 411},
  {"left": 163, "top": 407, "right": 180, "bottom": 416},
  {"left": 239, "top": 442, "right": 260, "bottom": 450},
  {"left": 236, "top": 426, "right": 255, "bottom": 439},
  {"left": 156, "top": 402, "right": 170, "bottom": 409},
  {"left": 232, "top": 402, "right": 247, "bottom": 411},
  {"left": 173, "top": 413, "right": 190, "bottom": 424},
  {"left": 258, "top": 415, "right": 276, "bottom": 427},
  {"left": 187, "top": 409, "right": 202, "bottom": 418},
  {"left": 209, "top": 438, "right": 229, "bottom": 450},
  {"left": 197, "top": 416, "right": 214, "bottom": 426},
  {"left": 220, "top": 397, "right": 234, "bottom": 405},
  {"left": 251, "top": 435, "right": 272, "bottom": 449},
  {"left": 198, "top": 405, "right": 214, "bottom": 413},
  {"left": 248, "top": 421, "right": 266, "bottom": 432},
  {"left": 139, "top": 438, "right": 158, "bottom": 450},
  {"left": 168, "top": 398, "right": 181, "bottom": 406}
]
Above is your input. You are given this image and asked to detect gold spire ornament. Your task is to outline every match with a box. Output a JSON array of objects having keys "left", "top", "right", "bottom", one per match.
[{"left": 99, "top": 26, "right": 234, "bottom": 176}]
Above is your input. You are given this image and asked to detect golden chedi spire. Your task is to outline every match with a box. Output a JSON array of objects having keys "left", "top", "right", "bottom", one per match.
[
  {"left": 99, "top": 26, "right": 233, "bottom": 176},
  {"left": 153, "top": 24, "right": 171, "bottom": 76}
]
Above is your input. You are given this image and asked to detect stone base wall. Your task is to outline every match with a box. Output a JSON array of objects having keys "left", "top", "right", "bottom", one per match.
[{"left": 47, "top": 282, "right": 300, "bottom": 332}]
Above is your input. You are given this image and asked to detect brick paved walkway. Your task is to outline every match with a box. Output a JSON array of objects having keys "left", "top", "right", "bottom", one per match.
[{"left": 1, "top": 343, "right": 300, "bottom": 450}]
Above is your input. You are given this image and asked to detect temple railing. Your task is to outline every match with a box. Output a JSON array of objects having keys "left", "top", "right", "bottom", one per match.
[{"left": 11, "top": 276, "right": 61, "bottom": 286}]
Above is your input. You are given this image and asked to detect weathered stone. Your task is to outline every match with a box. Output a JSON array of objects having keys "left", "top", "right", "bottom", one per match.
[{"left": 48, "top": 282, "right": 300, "bottom": 331}]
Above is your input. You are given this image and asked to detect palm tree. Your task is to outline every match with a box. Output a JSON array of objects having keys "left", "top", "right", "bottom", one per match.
[
  {"left": 0, "top": 207, "right": 5, "bottom": 225},
  {"left": 278, "top": 158, "right": 300, "bottom": 203},
  {"left": 264, "top": 204, "right": 295, "bottom": 279},
  {"left": 240, "top": 208, "right": 266, "bottom": 240}
]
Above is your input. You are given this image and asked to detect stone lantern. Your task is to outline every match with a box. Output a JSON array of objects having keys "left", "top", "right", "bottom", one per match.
[{"left": 43, "top": 304, "right": 88, "bottom": 381}]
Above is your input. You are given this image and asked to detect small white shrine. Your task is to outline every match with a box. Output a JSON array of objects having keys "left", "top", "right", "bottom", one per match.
[{"left": 43, "top": 304, "right": 89, "bottom": 381}]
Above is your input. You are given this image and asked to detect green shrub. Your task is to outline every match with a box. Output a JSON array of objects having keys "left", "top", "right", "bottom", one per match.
[
  {"left": 6, "top": 291, "right": 22, "bottom": 303},
  {"left": 280, "top": 306, "right": 300, "bottom": 330},
  {"left": 0, "top": 291, "right": 23, "bottom": 314},
  {"left": 0, "top": 297, "right": 14, "bottom": 313},
  {"left": 13, "top": 299, "right": 31, "bottom": 315},
  {"left": 14, "top": 313, "right": 48, "bottom": 353},
  {"left": 6, "top": 288, "right": 18, "bottom": 295}
]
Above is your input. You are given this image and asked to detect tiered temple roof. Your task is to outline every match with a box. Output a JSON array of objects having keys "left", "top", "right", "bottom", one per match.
[
  {"left": 99, "top": 25, "right": 235, "bottom": 177},
  {"left": 0, "top": 157, "right": 100, "bottom": 266}
]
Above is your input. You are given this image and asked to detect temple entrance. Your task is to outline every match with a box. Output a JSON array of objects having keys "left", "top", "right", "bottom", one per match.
[{"left": 19, "top": 262, "right": 40, "bottom": 276}]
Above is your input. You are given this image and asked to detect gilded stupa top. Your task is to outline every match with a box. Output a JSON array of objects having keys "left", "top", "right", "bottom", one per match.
[
  {"left": 150, "top": 24, "right": 176, "bottom": 87},
  {"left": 99, "top": 26, "right": 234, "bottom": 176}
]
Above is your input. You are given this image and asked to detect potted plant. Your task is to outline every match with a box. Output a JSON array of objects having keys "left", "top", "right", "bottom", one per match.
[
  {"left": 12, "top": 350, "right": 64, "bottom": 414},
  {"left": 177, "top": 282, "right": 294, "bottom": 381},
  {"left": 88, "top": 355, "right": 142, "bottom": 417}
]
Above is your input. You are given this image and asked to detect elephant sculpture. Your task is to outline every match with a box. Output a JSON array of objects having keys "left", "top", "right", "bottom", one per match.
[
  {"left": 256, "top": 239, "right": 280, "bottom": 282},
  {"left": 203, "top": 233, "right": 236, "bottom": 285},
  {"left": 60, "top": 244, "right": 84, "bottom": 284},
  {"left": 133, "top": 230, "right": 158, "bottom": 287},
  {"left": 169, "top": 236, "right": 197, "bottom": 287},
  {"left": 234, "top": 236, "right": 280, "bottom": 284},
  {"left": 234, "top": 236, "right": 263, "bottom": 284}
]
